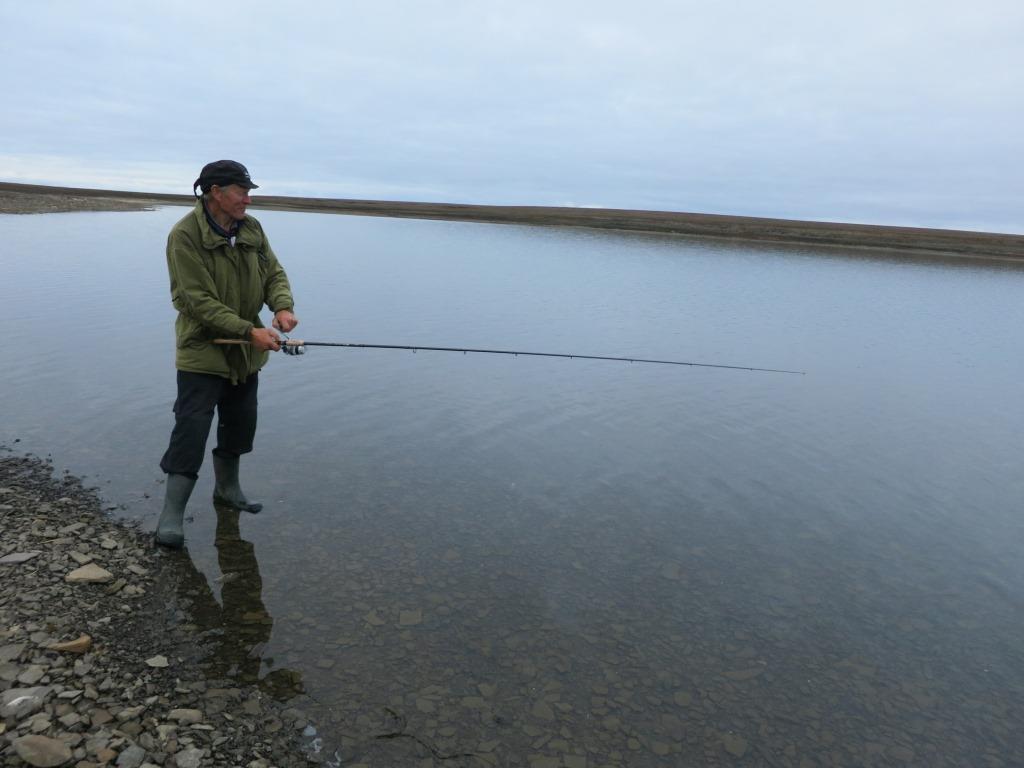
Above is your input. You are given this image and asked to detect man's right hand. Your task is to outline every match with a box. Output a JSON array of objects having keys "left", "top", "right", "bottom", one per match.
[{"left": 249, "top": 327, "right": 282, "bottom": 352}]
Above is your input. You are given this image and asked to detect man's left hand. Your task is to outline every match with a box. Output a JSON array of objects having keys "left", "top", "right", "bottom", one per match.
[{"left": 273, "top": 310, "right": 299, "bottom": 333}]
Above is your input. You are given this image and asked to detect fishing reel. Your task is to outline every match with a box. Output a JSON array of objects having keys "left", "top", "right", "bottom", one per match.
[{"left": 280, "top": 334, "right": 305, "bottom": 356}]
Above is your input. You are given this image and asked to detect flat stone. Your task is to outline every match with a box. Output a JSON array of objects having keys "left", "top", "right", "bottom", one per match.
[
  {"left": 531, "top": 701, "right": 555, "bottom": 720},
  {"left": 65, "top": 564, "right": 114, "bottom": 584},
  {"left": 0, "top": 642, "right": 25, "bottom": 662},
  {"left": 399, "top": 609, "right": 422, "bottom": 626},
  {"left": 174, "top": 747, "right": 205, "bottom": 768},
  {"left": 145, "top": 655, "right": 169, "bottom": 668},
  {"left": 18, "top": 665, "right": 47, "bottom": 685},
  {"left": 723, "top": 733, "right": 748, "bottom": 757},
  {"left": 1, "top": 686, "right": 51, "bottom": 719},
  {"left": 0, "top": 550, "right": 42, "bottom": 564},
  {"left": 168, "top": 708, "right": 203, "bottom": 724},
  {"left": 13, "top": 734, "right": 73, "bottom": 767},
  {"left": 90, "top": 708, "right": 113, "bottom": 726},
  {"left": 48, "top": 635, "right": 93, "bottom": 654},
  {"left": 99, "top": 538, "right": 118, "bottom": 550},
  {"left": 69, "top": 551, "right": 94, "bottom": 565},
  {"left": 117, "top": 705, "right": 146, "bottom": 721},
  {"left": 115, "top": 744, "right": 146, "bottom": 768}
]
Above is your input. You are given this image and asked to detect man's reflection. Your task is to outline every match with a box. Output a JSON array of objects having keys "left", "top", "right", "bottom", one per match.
[{"left": 175, "top": 505, "right": 303, "bottom": 700}]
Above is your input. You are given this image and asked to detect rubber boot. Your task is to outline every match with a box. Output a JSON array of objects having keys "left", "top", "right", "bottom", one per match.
[
  {"left": 155, "top": 473, "right": 196, "bottom": 548},
  {"left": 212, "top": 454, "right": 263, "bottom": 513}
]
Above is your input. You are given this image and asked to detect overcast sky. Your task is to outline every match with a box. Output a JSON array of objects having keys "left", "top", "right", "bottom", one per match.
[{"left": 1, "top": 1, "right": 1021, "bottom": 232}]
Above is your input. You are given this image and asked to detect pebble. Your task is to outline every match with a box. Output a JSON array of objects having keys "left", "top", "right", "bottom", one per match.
[
  {"left": 65, "top": 563, "right": 114, "bottom": 583},
  {"left": 0, "top": 456, "right": 311, "bottom": 767},
  {"left": 13, "top": 734, "right": 74, "bottom": 766}
]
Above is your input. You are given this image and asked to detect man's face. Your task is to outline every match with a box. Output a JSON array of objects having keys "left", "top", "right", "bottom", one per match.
[{"left": 211, "top": 184, "right": 252, "bottom": 222}]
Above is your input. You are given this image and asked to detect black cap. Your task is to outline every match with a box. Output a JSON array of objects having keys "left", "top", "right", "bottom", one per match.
[{"left": 193, "top": 160, "right": 259, "bottom": 196}]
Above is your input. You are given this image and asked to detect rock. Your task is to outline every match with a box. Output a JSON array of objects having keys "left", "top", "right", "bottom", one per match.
[
  {"left": 1, "top": 686, "right": 51, "bottom": 719},
  {"left": 13, "top": 734, "right": 73, "bottom": 767},
  {"left": 0, "top": 642, "right": 25, "bottom": 662},
  {"left": 531, "top": 701, "right": 555, "bottom": 720},
  {"left": 116, "top": 744, "right": 147, "bottom": 768},
  {"left": 145, "top": 655, "right": 169, "bottom": 668},
  {"left": 69, "top": 551, "right": 93, "bottom": 565},
  {"left": 65, "top": 564, "right": 114, "bottom": 583},
  {"left": 48, "top": 634, "right": 93, "bottom": 654},
  {"left": 723, "top": 733, "right": 748, "bottom": 757},
  {"left": 168, "top": 708, "right": 203, "bottom": 724},
  {"left": 117, "top": 705, "right": 147, "bottom": 721},
  {"left": 90, "top": 708, "right": 113, "bottom": 725},
  {"left": 173, "top": 747, "right": 205, "bottom": 768},
  {"left": 0, "top": 550, "right": 42, "bottom": 564},
  {"left": 399, "top": 609, "right": 423, "bottom": 626},
  {"left": 18, "top": 664, "right": 47, "bottom": 685}
]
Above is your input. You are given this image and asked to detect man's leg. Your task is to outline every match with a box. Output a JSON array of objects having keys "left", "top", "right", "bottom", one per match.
[
  {"left": 212, "top": 372, "right": 263, "bottom": 513},
  {"left": 156, "top": 371, "right": 223, "bottom": 547}
]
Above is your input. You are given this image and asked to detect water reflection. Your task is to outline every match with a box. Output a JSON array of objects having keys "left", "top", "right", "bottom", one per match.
[{"left": 176, "top": 505, "right": 304, "bottom": 700}]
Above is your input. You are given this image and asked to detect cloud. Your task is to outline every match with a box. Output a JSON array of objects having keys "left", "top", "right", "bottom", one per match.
[{"left": 1, "top": 1, "right": 1021, "bottom": 231}]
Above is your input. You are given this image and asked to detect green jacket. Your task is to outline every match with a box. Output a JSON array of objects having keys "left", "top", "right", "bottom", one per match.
[{"left": 166, "top": 201, "right": 294, "bottom": 383}]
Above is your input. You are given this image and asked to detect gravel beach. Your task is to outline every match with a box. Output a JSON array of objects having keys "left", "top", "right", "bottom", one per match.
[{"left": 0, "top": 454, "right": 314, "bottom": 767}]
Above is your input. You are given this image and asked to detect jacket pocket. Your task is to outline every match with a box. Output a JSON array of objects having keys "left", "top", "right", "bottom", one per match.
[{"left": 176, "top": 315, "right": 209, "bottom": 349}]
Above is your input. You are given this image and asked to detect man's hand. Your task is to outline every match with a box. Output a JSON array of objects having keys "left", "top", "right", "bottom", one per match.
[
  {"left": 273, "top": 310, "right": 299, "bottom": 333},
  {"left": 250, "top": 327, "right": 282, "bottom": 352}
]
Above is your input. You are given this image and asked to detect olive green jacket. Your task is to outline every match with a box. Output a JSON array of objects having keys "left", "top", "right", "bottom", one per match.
[{"left": 166, "top": 200, "right": 294, "bottom": 383}]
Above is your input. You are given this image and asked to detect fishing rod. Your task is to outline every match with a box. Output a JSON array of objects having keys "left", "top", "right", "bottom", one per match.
[{"left": 213, "top": 338, "right": 805, "bottom": 374}]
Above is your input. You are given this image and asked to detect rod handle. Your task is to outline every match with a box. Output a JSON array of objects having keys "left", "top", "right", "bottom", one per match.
[{"left": 212, "top": 338, "right": 304, "bottom": 346}]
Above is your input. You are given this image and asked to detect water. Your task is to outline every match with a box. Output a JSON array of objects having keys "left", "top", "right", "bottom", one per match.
[{"left": 2, "top": 207, "right": 1023, "bottom": 765}]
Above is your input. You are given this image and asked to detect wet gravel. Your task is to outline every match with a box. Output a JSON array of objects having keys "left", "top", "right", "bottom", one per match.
[{"left": 0, "top": 453, "right": 315, "bottom": 767}]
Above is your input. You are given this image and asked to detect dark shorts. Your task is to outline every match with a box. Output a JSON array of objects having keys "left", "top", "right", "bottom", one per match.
[{"left": 159, "top": 371, "right": 259, "bottom": 478}]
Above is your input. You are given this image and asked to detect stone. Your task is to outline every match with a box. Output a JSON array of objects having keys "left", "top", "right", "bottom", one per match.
[
  {"left": 0, "top": 550, "right": 42, "bottom": 564},
  {"left": 173, "top": 747, "right": 205, "bottom": 768},
  {"left": 115, "top": 744, "right": 146, "bottom": 768},
  {"left": 90, "top": 708, "right": 113, "bottom": 725},
  {"left": 69, "top": 551, "right": 94, "bottom": 565},
  {"left": 531, "top": 701, "right": 555, "bottom": 720},
  {"left": 168, "top": 708, "right": 203, "bottom": 724},
  {"left": 48, "top": 634, "right": 93, "bottom": 654},
  {"left": 18, "top": 664, "right": 47, "bottom": 685},
  {"left": 723, "top": 733, "right": 748, "bottom": 757},
  {"left": 65, "top": 564, "right": 114, "bottom": 584},
  {"left": 399, "top": 609, "right": 423, "bottom": 626},
  {"left": 117, "top": 705, "right": 146, "bottom": 721},
  {"left": 13, "top": 734, "right": 73, "bottom": 767},
  {"left": 1, "top": 686, "right": 51, "bottom": 719},
  {"left": 145, "top": 655, "right": 169, "bottom": 668},
  {"left": 0, "top": 642, "right": 25, "bottom": 662}
]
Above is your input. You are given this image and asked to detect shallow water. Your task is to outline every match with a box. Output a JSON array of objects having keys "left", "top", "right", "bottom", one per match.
[{"left": 2, "top": 207, "right": 1024, "bottom": 765}]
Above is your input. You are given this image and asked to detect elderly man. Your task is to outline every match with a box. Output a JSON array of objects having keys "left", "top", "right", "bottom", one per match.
[{"left": 155, "top": 160, "right": 297, "bottom": 549}]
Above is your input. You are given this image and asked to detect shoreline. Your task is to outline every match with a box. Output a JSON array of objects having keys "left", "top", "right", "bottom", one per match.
[
  {"left": 1, "top": 181, "right": 1021, "bottom": 261},
  {"left": 0, "top": 453, "right": 314, "bottom": 766}
]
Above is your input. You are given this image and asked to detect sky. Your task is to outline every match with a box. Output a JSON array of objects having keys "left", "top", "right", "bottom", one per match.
[{"left": 1, "top": 0, "right": 1021, "bottom": 232}]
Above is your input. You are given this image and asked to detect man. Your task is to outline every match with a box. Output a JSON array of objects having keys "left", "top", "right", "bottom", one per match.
[{"left": 155, "top": 160, "right": 298, "bottom": 549}]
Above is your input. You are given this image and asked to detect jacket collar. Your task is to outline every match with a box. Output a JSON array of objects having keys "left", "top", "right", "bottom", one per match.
[{"left": 192, "top": 199, "right": 260, "bottom": 249}]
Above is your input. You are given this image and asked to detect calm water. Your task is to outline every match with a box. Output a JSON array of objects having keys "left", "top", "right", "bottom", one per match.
[{"left": 2, "top": 207, "right": 1023, "bottom": 766}]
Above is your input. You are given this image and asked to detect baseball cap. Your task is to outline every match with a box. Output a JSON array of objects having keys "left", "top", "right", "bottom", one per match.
[{"left": 193, "top": 160, "right": 259, "bottom": 196}]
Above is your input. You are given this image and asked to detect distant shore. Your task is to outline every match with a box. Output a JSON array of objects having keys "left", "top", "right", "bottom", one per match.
[{"left": 2, "top": 181, "right": 1021, "bottom": 261}]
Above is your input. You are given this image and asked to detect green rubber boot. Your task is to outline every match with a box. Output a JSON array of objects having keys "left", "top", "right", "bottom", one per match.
[
  {"left": 155, "top": 474, "right": 196, "bottom": 549},
  {"left": 212, "top": 454, "right": 263, "bottom": 513}
]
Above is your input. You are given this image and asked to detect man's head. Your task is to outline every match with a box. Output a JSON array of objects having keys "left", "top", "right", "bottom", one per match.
[{"left": 194, "top": 160, "right": 258, "bottom": 223}]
